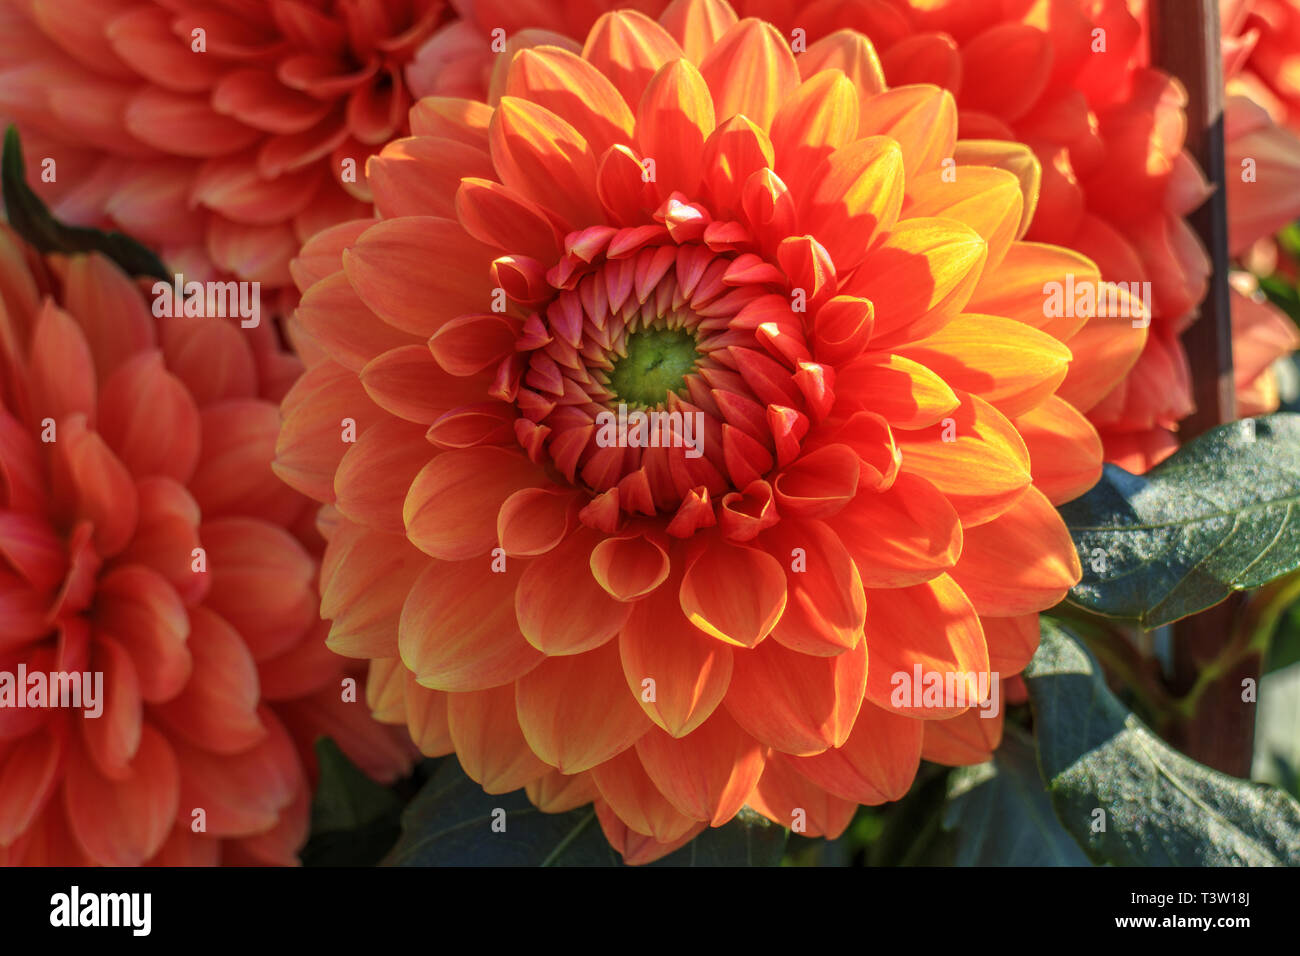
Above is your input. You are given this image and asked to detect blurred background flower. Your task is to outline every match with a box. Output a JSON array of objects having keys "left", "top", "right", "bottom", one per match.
[{"left": 0, "top": 218, "right": 411, "bottom": 866}]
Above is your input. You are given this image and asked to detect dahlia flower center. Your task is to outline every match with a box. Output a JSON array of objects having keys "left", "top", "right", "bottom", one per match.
[
  {"left": 607, "top": 326, "right": 701, "bottom": 408},
  {"left": 503, "top": 231, "right": 827, "bottom": 531}
]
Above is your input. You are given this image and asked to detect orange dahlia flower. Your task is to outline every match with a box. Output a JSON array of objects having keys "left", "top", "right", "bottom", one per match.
[
  {"left": 276, "top": 2, "right": 1146, "bottom": 862},
  {"left": 0, "top": 221, "right": 411, "bottom": 866},
  {"left": 0, "top": 0, "right": 454, "bottom": 297}
]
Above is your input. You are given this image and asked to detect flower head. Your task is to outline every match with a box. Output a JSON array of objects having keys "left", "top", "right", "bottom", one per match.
[
  {"left": 279, "top": 0, "right": 1145, "bottom": 861},
  {"left": 0, "top": 0, "right": 452, "bottom": 294},
  {"left": 0, "top": 221, "right": 411, "bottom": 866}
]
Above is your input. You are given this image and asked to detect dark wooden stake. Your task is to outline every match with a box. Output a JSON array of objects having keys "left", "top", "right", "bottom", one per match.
[{"left": 1149, "top": 0, "right": 1257, "bottom": 777}]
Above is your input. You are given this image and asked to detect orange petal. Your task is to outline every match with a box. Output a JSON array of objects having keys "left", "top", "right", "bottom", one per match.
[
  {"left": 360, "top": 344, "right": 492, "bottom": 425},
  {"left": 1013, "top": 396, "right": 1103, "bottom": 505},
  {"left": 590, "top": 532, "right": 670, "bottom": 600},
  {"left": 58, "top": 252, "right": 155, "bottom": 378},
  {"left": 274, "top": 360, "right": 384, "bottom": 503},
  {"left": 526, "top": 769, "right": 599, "bottom": 813},
  {"left": 920, "top": 706, "right": 1005, "bottom": 766},
  {"left": 660, "top": 0, "right": 739, "bottom": 62},
  {"left": 950, "top": 486, "right": 1080, "bottom": 616},
  {"left": 635, "top": 708, "right": 764, "bottom": 824},
  {"left": 81, "top": 634, "right": 142, "bottom": 779},
  {"left": 797, "top": 136, "right": 903, "bottom": 272},
  {"left": 97, "top": 351, "right": 201, "bottom": 483},
  {"left": 679, "top": 535, "right": 786, "bottom": 647},
  {"left": 1056, "top": 292, "right": 1150, "bottom": 412},
  {"left": 770, "top": 70, "right": 859, "bottom": 193},
  {"left": 516, "top": 529, "right": 632, "bottom": 655},
  {"left": 619, "top": 566, "right": 734, "bottom": 737},
  {"left": 455, "top": 177, "right": 563, "bottom": 261},
  {"left": 404, "top": 671, "right": 456, "bottom": 756},
  {"left": 904, "top": 166, "right": 1024, "bottom": 270},
  {"left": 65, "top": 724, "right": 178, "bottom": 865},
  {"left": 897, "top": 391, "right": 1032, "bottom": 527},
  {"left": 982, "top": 613, "right": 1041, "bottom": 676},
  {"left": 201, "top": 518, "right": 316, "bottom": 661},
  {"left": 857, "top": 84, "right": 956, "bottom": 179},
  {"left": 448, "top": 684, "right": 551, "bottom": 793},
  {"left": 169, "top": 705, "right": 299, "bottom": 837},
  {"left": 320, "top": 522, "right": 426, "bottom": 659},
  {"left": 698, "top": 18, "right": 800, "bottom": 129},
  {"left": 849, "top": 217, "right": 987, "bottom": 345},
  {"left": 835, "top": 472, "right": 962, "bottom": 588},
  {"left": 0, "top": 725, "right": 63, "bottom": 846},
  {"left": 334, "top": 416, "right": 432, "bottom": 534},
  {"left": 863, "top": 574, "right": 990, "bottom": 719},
  {"left": 428, "top": 312, "right": 520, "bottom": 378},
  {"left": 582, "top": 10, "right": 684, "bottom": 109},
  {"left": 724, "top": 634, "right": 866, "bottom": 755},
  {"left": 489, "top": 96, "right": 604, "bottom": 228},
  {"left": 399, "top": 559, "right": 544, "bottom": 692},
  {"left": 497, "top": 485, "right": 581, "bottom": 557},
  {"left": 368, "top": 135, "right": 492, "bottom": 220},
  {"left": 966, "top": 241, "right": 1099, "bottom": 342},
  {"left": 94, "top": 565, "right": 190, "bottom": 703},
  {"left": 594, "top": 798, "right": 704, "bottom": 864},
  {"left": 51, "top": 417, "right": 138, "bottom": 558},
  {"left": 516, "top": 639, "right": 652, "bottom": 773},
  {"left": 404, "top": 447, "right": 544, "bottom": 560},
  {"left": 192, "top": 399, "right": 305, "bottom": 526},
  {"left": 747, "top": 757, "right": 857, "bottom": 838},
  {"left": 951, "top": 140, "right": 1041, "bottom": 241},
  {"left": 894, "top": 313, "right": 1072, "bottom": 419},
  {"left": 27, "top": 301, "right": 96, "bottom": 424},
  {"left": 505, "top": 46, "right": 634, "bottom": 157},
  {"left": 759, "top": 518, "right": 865, "bottom": 656},
  {"left": 591, "top": 747, "right": 702, "bottom": 841},
  {"left": 637, "top": 58, "right": 715, "bottom": 201},
  {"left": 836, "top": 351, "right": 959, "bottom": 429},
  {"left": 343, "top": 216, "right": 498, "bottom": 337},
  {"left": 150, "top": 605, "right": 265, "bottom": 754},
  {"left": 782, "top": 701, "right": 922, "bottom": 804},
  {"left": 801, "top": 28, "right": 887, "bottom": 94}
]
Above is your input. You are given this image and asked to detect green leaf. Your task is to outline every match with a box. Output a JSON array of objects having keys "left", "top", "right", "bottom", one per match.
[
  {"left": 299, "top": 738, "right": 404, "bottom": 867},
  {"left": 2, "top": 125, "right": 168, "bottom": 280},
  {"left": 386, "top": 759, "right": 616, "bottom": 866},
  {"left": 1060, "top": 413, "right": 1300, "bottom": 628},
  {"left": 942, "top": 728, "right": 1091, "bottom": 866},
  {"left": 386, "top": 758, "right": 786, "bottom": 866},
  {"left": 648, "top": 808, "right": 786, "bottom": 867},
  {"left": 1025, "top": 621, "right": 1300, "bottom": 865}
]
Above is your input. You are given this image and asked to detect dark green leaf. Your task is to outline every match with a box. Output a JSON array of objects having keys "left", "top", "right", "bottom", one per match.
[
  {"left": 385, "top": 758, "right": 618, "bottom": 866},
  {"left": 647, "top": 808, "right": 786, "bottom": 867},
  {"left": 1060, "top": 413, "right": 1300, "bottom": 627},
  {"left": 2, "top": 125, "right": 168, "bottom": 280},
  {"left": 942, "top": 728, "right": 1091, "bottom": 866},
  {"left": 386, "top": 758, "right": 786, "bottom": 866},
  {"left": 300, "top": 738, "right": 404, "bottom": 867},
  {"left": 1025, "top": 621, "right": 1300, "bottom": 865}
]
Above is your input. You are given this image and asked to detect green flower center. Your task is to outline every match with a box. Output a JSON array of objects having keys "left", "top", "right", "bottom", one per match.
[{"left": 608, "top": 326, "right": 700, "bottom": 408}]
